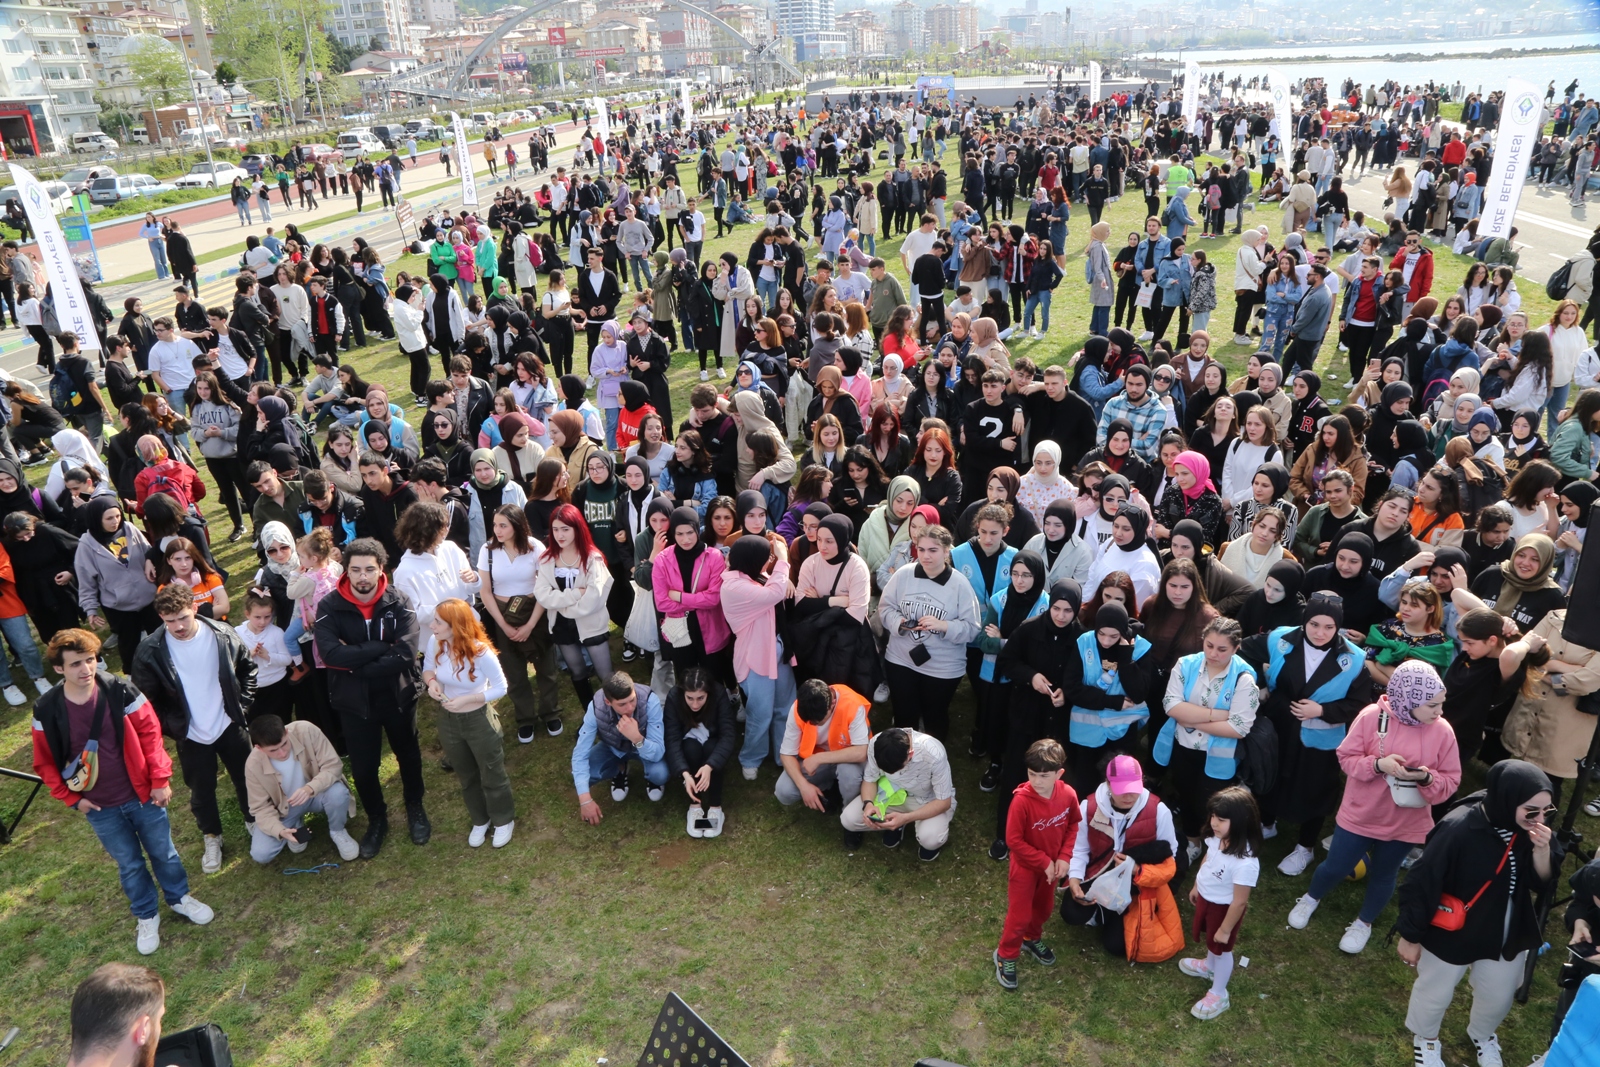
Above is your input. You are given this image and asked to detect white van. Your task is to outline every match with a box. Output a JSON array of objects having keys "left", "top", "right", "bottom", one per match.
[
  {"left": 337, "top": 129, "right": 383, "bottom": 159},
  {"left": 176, "top": 124, "right": 222, "bottom": 147},
  {"left": 70, "top": 131, "right": 118, "bottom": 155},
  {"left": 471, "top": 112, "right": 494, "bottom": 128}
]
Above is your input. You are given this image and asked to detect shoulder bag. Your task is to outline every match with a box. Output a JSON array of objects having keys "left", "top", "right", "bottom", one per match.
[
  {"left": 1376, "top": 707, "right": 1426, "bottom": 808},
  {"left": 1430, "top": 835, "right": 1514, "bottom": 931}
]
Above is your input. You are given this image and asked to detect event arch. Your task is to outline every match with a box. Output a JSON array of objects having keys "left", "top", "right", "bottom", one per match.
[{"left": 444, "top": 0, "right": 801, "bottom": 93}]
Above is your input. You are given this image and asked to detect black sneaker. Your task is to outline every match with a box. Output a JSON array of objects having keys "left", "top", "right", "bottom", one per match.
[
  {"left": 358, "top": 815, "right": 388, "bottom": 859},
  {"left": 918, "top": 845, "right": 941, "bottom": 862},
  {"left": 843, "top": 830, "right": 864, "bottom": 850},
  {"left": 994, "top": 949, "right": 1018, "bottom": 990},
  {"left": 407, "top": 805, "right": 432, "bottom": 845},
  {"left": 227, "top": 524, "right": 245, "bottom": 543},
  {"left": 980, "top": 762, "right": 1000, "bottom": 792},
  {"left": 517, "top": 725, "right": 536, "bottom": 744},
  {"left": 621, "top": 642, "right": 637, "bottom": 662},
  {"left": 438, "top": 756, "right": 453, "bottom": 772},
  {"left": 967, "top": 737, "right": 985, "bottom": 757},
  {"left": 988, "top": 837, "right": 1009, "bottom": 861},
  {"left": 1021, "top": 939, "right": 1056, "bottom": 966},
  {"left": 610, "top": 768, "right": 630, "bottom": 802},
  {"left": 881, "top": 827, "right": 903, "bottom": 849},
  {"left": 545, "top": 718, "right": 564, "bottom": 737}
]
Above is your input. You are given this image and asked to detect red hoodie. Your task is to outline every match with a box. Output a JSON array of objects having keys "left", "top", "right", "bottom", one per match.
[
  {"left": 335, "top": 572, "right": 388, "bottom": 621},
  {"left": 1005, "top": 778, "right": 1081, "bottom": 876}
]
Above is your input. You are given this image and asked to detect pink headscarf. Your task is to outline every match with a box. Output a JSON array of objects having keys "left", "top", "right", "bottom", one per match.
[{"left": 1172, "top": 451, "right": 1215, "bottom": 501}]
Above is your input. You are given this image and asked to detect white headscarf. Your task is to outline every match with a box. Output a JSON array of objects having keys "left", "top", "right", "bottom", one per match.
[
  {"left": 259, "top": 520, "right": 302, "bottom": 578},
  {"left": 1031, "top": 440, "right": 1067, "bottom": 486},
  {"left": 45, "top": 428, "right": 110, "bottom": 500}
]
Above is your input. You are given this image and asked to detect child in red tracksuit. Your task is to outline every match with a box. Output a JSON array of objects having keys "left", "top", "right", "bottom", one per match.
[{"left": 994, "top": 738, "right": 1080, "bottom": 990}]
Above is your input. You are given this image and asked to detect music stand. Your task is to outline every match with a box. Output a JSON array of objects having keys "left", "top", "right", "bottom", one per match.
[
  {"left": 0, "top": 767, "right": 44, "bottom": 846},
  {"left": 637, "top": 993, "right": 749, "bottom": 1067}
]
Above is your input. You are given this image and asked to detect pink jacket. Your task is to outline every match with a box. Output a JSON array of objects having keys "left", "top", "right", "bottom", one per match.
[
  {"left": 719, "top": 559, "right": 791, "bottom": 681},
  {"left": 842, "top": 373, "right": 872, "bottom": 415},
  {"left": 454, "top": 245, "right": 477, "bottom": 282},
  {"left": 651, "top": 547, "right": 731, "bottom": 653},
  {"left": 1334, "top": 703, "right": 1463, "bottom": 845}
]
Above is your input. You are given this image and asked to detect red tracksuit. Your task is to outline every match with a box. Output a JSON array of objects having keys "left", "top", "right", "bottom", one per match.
[{"left": 997, "top": 777, "right": 1081, "bottom": 959}]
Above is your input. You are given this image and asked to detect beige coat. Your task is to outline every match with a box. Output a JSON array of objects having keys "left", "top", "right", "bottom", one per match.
[
  {"left": 1281, "top": 181, "right": 1317, "bottom": 234},
  {"left": 1502, "top": 610, "right": 1600, "bottom": 780},
  {"left": 244, "top": 720, "right": 347, "bottom": 839},
  {"left": 712, "top": 265, "right": 757, "bottom": 369}
]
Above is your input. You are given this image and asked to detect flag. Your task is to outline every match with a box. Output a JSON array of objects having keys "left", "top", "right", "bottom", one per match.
[
  {"left": 1088, "top": 61, "right": 1102, "bottom": 105},
  {"left": 449, "top": 111, "right": 478, "bottom": 207},
  {"left": 1182, "top": 60, "right": 1201, "bottom": 125},
  {"left": 1479, "top": 78, "right": 1543, "bottom": 242},
  {"left": 7, "top": 164, "right": 98, "bottom": 350},
  {"left": 1266, "top": 67, "right": 1293, "bottom": 140}
]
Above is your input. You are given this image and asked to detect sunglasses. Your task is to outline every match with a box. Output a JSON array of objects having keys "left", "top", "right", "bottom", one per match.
[{"left": 1520, "top": 804, "right": 1559, "bottom": 821}]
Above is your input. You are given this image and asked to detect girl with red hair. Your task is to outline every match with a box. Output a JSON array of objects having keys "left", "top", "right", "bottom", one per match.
[
  {"left": 910, "top": 425, "right": 963, "bottom": 529},
  {"left": 423, "top": 598, "right": 515, "bottom": 848},
  {"left": 533, "top": 503, "right": 615, "bottom": 708}
]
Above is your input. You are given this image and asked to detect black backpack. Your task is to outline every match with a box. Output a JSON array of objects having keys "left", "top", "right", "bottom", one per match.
[
  {"left": 154, "top": 1023, "right": 232, "bottom": 1067},
  {"left": 1546, "top": 258, "right": 1575, "bottom": 301}
]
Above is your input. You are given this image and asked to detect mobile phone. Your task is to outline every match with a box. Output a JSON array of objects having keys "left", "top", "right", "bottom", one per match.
[
  {"left": 693, "top": 817, "right": 713, "bottom": 831},
  {"left": 1404, "top": 765, "right": 1425, "bottom": 774},
  {"left": 291, "top": 826, "right": 312, "bottom": 844},
  {"left": 868, "top": 810, "right": 885, "bottom": 823}
]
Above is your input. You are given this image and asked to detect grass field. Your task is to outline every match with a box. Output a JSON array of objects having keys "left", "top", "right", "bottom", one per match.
[{"left": 0, "top": 149, "right": 1588, "bottom": 1067}]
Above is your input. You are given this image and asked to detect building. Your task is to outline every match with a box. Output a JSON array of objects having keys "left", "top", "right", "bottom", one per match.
[
  {"left": 712, "top": 3, "right": 771, "bottom": 42},
  {"left": 888, "top": 0, "right": 922, "bottom": 53},
  {"left": 834, "top": 8, "right": 885, "bottom": 54},
  {"left": 583, "top": 12, "right": 660, "bottom": 75},
  {"left": 75, "top": 10, "right": 136, "bottom": 106},
  {"left": 1037, "top": 9, "right": 1065, "bottom": 45},
  {"left": 656, "top": 6, "right": 714, "bottom": 73},
  {"left": 0, "top": 1, "right": 103, "bottom": 152},
  {"left": 329, "top": 0, "right": 412, "bottom": 50},
  {"left": 775, "top": 0, "right": 831, "bottom": 40},
  {"left": 793, "top": 29, "right": 844, "bottom": 60},
  {"left": 926, "top": 2, "right": 977, "bottom": 49},
  {"left": 409, "top": 0, "right": 459, "bottom": 32}
]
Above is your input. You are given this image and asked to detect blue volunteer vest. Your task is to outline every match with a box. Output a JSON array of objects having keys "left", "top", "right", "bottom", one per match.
[
  {"left": 1265, "top": 625, "right": 1367, "bottom": 751},
  {"left": 979, "top": 586, "right": 1047, "bottom": 682},
  {"left": 1151, "top": 651, "right": 1254, "bottom": 780},
  {"left": 1069, "top": 630, "right": 1152, "bottom": 747},
  {"left": 951, "top": 541, "right": 1016, "bottom": 648}
]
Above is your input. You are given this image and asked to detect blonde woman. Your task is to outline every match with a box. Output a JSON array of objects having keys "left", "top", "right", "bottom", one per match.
[{"left": 1385, "top": 166, "right": 1413, "bottom": 222}]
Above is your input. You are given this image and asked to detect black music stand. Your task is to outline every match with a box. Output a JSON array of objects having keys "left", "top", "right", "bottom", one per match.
[
  {"left": 637, "top": 993, "right": 749, "bottom": 1067},
  {"left": 0, "top": 766, "right": 43, "bottom": 846}
]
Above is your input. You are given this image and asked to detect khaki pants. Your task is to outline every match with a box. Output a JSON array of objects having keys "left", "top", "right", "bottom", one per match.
[
  {"left": 1404, "top": 946, "right": 1527, "bottom": 1043},
  {"left": 436, "top": 706, "right": 515, "bottom": 827},
  {"left": 840, "top": 796, "right": 953, "bottom": 849},
  {"left": 492, "top": 621, "right": 562, "bottom": 732}
]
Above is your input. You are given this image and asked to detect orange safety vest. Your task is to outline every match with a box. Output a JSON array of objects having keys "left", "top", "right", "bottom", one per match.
[{"left": 793, "top": 684, "right": 868, "bottom": 758}]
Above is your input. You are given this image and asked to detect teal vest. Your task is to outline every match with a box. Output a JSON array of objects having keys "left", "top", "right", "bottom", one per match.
[
  {"left": 1265, "top": 626, "right": 1367, "bottom": 751},
  {"left": 951, "top": 541, "right": 1015, "bottom": 648},
  {"left": 1069, "top": 630, "right": 1152, "bottom": 747},
  {"left": 1151, "top": 652, "right": 1252, "bottom": 780},
  {"left": 979, "top": 586, "right": 1047, "bottom": 682}
]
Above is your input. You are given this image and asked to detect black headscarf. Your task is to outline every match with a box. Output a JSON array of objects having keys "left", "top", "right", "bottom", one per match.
[
  {"left": 1072, "top": 335, "right": 1109, "bottom": 392},
  {"left": 999, "top": 549, "right": 1047, "bottom": 637},
  {"left": 85, "top": 496, "right": 129, "bottom": 560},
  {"left": 1238, "top": 559, "right": 1306, "bottom": 636},
  {"left": 1048, "top": 578, "right": 1083, "bottom": 620},
  {"left": 668, "top": 505, "right": 703, "bottom": 587},
  {"left": 559, "top": 374, "right": 588, "bottom": 407},
  {"left": 1112, "top": 501, "right": 1149, "bottom": 550},
  {"left": 817, "top": 513, "right": 854, "bottom": 561},
  {"left": 1482, "top": 759, "right": 1554, "bottom": 831},
  {"left": 727, "top": 534, "right": 772, "bottom": 583},
  {"left": 1368, "top": 381, "right": 1415, "bottom": 468},
  {"left": 1041, "top": 498, "right": 1077, "bottom": 568},
  {"left": 622, "top": 455, "right": 655, "bottom": 515},
  {"left": 1103, "top": 417, "right": 1136, "bottom": 460},
  {"left": 1095, "top": 600, "right": 1133, "bottom": 638},
  {"left": 619, "top": 380, "right": 651, "bottom": 413},
  {"left": 1429, "top": 545, "right": 1471, "bottom": 576},
  {"left": 1098, "top": 473, "right": 1131, "bottom": 522},
  {"left": 430, "top": 408, "right": 465, "bottom": 458},
  {"left": 1562, "top": 480, "right": 1600, "bottom": 528},
  {"left": 1255, "top": 461, "right": 1291, "bottom": 504},
  {"left": 0, "top": 458, "right": 39, "bottom": 520},
  {"left": 1394, "top": 420, "right": 1435, "bottom": 478},
  {"left": 735, "top": 489, "right": 768, "bottom": 535},
  {"left": 1306, "top": 531, "right": 1381, "bottom": 633}
]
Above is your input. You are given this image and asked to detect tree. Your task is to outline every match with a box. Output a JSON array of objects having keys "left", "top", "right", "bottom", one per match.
[
  {"left": 214, "top": 60, "right": 238, "bottom": 85},
  {"left": 127, "top": 36, "right": 188, "bottom": 107},
  {"left": 324, "top": 33, "right": 361, "bottom": 74},
  {"left": 212, "top": 0, "right": 337, "bottom": 121}
]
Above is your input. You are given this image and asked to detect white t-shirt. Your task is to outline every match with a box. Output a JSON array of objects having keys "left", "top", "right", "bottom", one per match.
[
  {"left": 234, "top": 620, "right": 292, "bottom": 687},
  {"left": 167, "top": 625, "right": 227, "bottom": 744},
  {"left": 778, "top": 702, "right": 871, "bottom": 758},
  {"left": 478, "top": 543, "right": 541, "bottom": 597},
  {"left": 214, "top": 333, "right": 251, "bottom": 381},
  {"left": 900, "top": 228, "right": 938, "bottom": 262},
  {"left": 424, "top": 634, "right": 509, "bottom": 706},
  {"left": 1194, "top": 837, "right": 1260, "bottom": 906},
  {"left": 682, "top": 211, "right": 705, "bottom": 241},
  {"left": 270, "top": 753, "right": 307, "bottom": 799},
  {"left": 150, "top": 337, "right": 201, "bottom": 392}
]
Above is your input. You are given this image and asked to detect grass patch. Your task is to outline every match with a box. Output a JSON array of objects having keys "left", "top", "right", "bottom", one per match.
[{"left": 0, "top": 141, "right": 1581, "bottom": 1066}]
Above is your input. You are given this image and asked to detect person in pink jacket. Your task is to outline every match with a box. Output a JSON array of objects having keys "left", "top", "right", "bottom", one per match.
[
  {"left": 1285, "top": 660, "right": 1463, "bottom": 955},
  {"left": 652, "top": 505, "right": 731, "bottom": 680},
  {"left": 720, "top": 533, "right": 796, "bottom": 777}
]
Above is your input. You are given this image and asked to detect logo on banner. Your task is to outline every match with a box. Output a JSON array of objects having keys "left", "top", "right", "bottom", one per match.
[{"left": 1514, "top": 94, "right": 1537, "bottom": 121}]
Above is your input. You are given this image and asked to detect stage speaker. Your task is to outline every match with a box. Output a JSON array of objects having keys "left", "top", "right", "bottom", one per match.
[
  {"left": 1563, "top": 500, "right": 1600, "bottom": 651},
  {"left": 638, "top": 993, "right": 749, "bottom": 1067}
]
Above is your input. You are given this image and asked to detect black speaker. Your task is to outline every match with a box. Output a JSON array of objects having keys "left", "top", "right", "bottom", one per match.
[
  {"left": 1563, "top": 499, "right": 1600, "bottom": 651},
  {"left": 154, "top": 1022, "right": 232, "bottom": 1067},
  {"left": 637, "top": 993, "right": 748, "bottom": 1067}
]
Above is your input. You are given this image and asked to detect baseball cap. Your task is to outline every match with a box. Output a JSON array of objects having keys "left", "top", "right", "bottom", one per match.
[{"left": 1105, "top": 754, "right": 1144, "bottom": 795}]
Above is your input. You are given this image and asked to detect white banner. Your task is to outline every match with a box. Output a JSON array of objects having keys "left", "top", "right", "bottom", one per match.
[
  {"left": 449, "top": 111, "right": 478, "bottom": 207},
  {"left": 1266, "top": 67, "right": 1294, "bottom": 140},
  {"left": 1088, "top": 61, "right": 1101, "bottom": 105},
  {"left": 1480, "top": 78, "right": 1543, "bottom": 242},
  {"left": 681, "top": 79, "right": 692, "bottom": 125},
  {"left": 593, "top": 97, "right": 610, "bottom": 149},
  {"left": 1182, "top": 60, "right": 1200, "bottom": 125},
  {"left": 7, "top": 164, "right": 98, "bottom": 351}
]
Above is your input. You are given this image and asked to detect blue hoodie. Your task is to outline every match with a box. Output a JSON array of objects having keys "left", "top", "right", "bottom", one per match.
[{"left": 1162, "top": 188, "right": 1194, "bottom": 239}]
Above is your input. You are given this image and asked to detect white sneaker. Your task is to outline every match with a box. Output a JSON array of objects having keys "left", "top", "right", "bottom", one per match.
[
  {"left": 1231, "top": 334, "right": 1253, "bottom": 346},
  {"left": 645, "top": 784, "right": 664, "bottom": 802},
  {"left": 169, "top": 894, "right": 214, "bottom": 925},
  {"left": 32, "top": 677, "right": 50, "bottom": 696},
  {"left": 583, "top": 374, "right": 596, "bottom": 389},
  {"left": 703, "top": 807, "right": 725, "bottom": 839},
  {"left": 1339, "top": 918, "right": 1373, "bottom": 954},
  {"left": 874, "top": 682, "right": 891, "bottom": 703},
  {"left": 741, "top": 765, "right": 758, "bottom": 781},
  {"left": 1261, "top": 822, "right": 1278, "bottom": 839},
  {"left": 1028, "top": 327, "right": 1040, "bottom": 339},
  {"left": 491, "top": 821, "right": 514, "bottom": 848},
  {"left": 201, "top": 834, "right": 223, "bottom": 874},
  {"left": 699, "top": 369, "right": 709, "bottom": 381},
  {"left": 1473, "top": 1034, "right": 1504, "bottom": 1067},
  {"left": 286, "top": 837, "right": 308, "bottom": 854},
  {"left": 136, "top": 914, "right": 161, "bottom": 955},
  {"left": 1287, "top": 894, "right": 1320, "bottom": 929},
  {"left": 716, "top": 367, "right": 727, "bottom": 379},
  {"left": 328, "top": 828, "right": 359, "bottom": 861},
  {"left": 1413, "top": 1037, "right": 1445, "bottom": 1067},
  {"left": 468, "top": 822, "right": 490, "bottom": 848},
  {"left": 1138, "top": 330, "right": 1154, "bottom": 341},
  {"left": 1338, "top": 343, "right": 1349, "bottom": 352},
  {"left": 2, "top": 684, "right": 24, "bottom": 706},
  {"left": 686, "top": 805, "right": 705, "bottom": 838},
  {"left": 1278, "top": 844, "right": 1315, "bottom": 876}
]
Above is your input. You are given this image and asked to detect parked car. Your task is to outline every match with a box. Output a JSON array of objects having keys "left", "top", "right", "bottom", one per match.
[
  {"left": 371, "top": 123, "right": 406, "bottom": 149},
  {"left": 295, "top": 143, "right": 340, "bottom": 164},
  {"left": 337, "top": 130, "right": 384, "bottom": 159},
  {"left": 173, "top": 161, "right": 251, "bottom": 188},
  {"left": 59, "top": 165, "right": 118, "bottom": 195},
  {"left": 410, "top": 122, "right": 443, "bottom": 140},
  {"left": 0, "top": 180, "right": 72, "bottom": 213},
  {"left": 87, "top": 173, "right": 176, "bottom": 205},
  {"left": 240, "top": 153, "right": 273, "bottom": 177},
  {"left": 70, "top": 132, "right": 118, "bottom": 155},
  {"left": 210, "top": 136, "right": 250, "bottom": 151}
]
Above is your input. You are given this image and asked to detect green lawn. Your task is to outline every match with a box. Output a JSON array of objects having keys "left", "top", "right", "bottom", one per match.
[{"left": 0, "top": 146, "right": 1583, "bottom": 1067}]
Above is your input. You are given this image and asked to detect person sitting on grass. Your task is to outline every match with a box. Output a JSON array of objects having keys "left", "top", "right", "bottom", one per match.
[
  {"left": 839, "top": 726, "right": 956, "bottom": 862},
  {"left": 663, "top": 666, "right": 737, "bottom": 840},
  {"left": 243, "top": 713, "right": 358, "bottom": 864},
  {"left": 774, "top": 678, "right": 871, "bottom": 829},
  {"left": 572, "top": 670, "right": 667, "bottom": 825},
  {"left": 993, "top": 738, "right": 1078, "bottom": 991}
]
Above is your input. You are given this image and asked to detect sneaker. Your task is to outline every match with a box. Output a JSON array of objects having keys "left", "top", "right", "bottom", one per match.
[
  {"left": 328, "top": 828, "right": 359, "bottom": 861},
  {"left": 359, "top": 815, "right": 387, "bottom": 859},
  {"left": 1401, "top": 845, "right": 1425, "bottom": 870},
  {"left": 1587, "top": 796, "right": 1600, "bottom": 818},
  {"left": 468, "top": 822, "right": 490, "bottom": 848},
  {"left": 545, "top": 718, "right": 563, "bottom": 737},
  {"left": 918, "top": 845, "right": 941, "bottom": 862},
  {"left": 201, "top": 834, "right": 223, "bottom": 874},
  {"left": 1473, "top": 1035, "right": 1504, "bottom": 1067},
  {"left": 1231, "top": 334, "right": 1253, "bottom": 346},
  {"left": 1339, "top": 918, "right": 1373, "bottom": 954},
  {"left": 1413, "top": 1037, "right": 1445, "bottom": 1067},
  {"left": 1190, "top": 991, "right": 1230, "bottom": 1021},
  {"left": 103, "top": 633, "right": 117, "bottom": 650},
  {"left": 583, "top": 375, "right": 596, "bottom": 389},
  {"left": 716, "top": 367, "right": 727, "bottom": 379},
  {"left": 1338, "top": 343, "right": 1349, "bottom": 353},
  {"left": 686, "top": 805, "right": 707, "bottom": 838},
  {"left": 621, "top": 643, "right": 637, "bottom": 662},
  {"left": 699, "top": 369, "right": 709, "bottom": 381},
  {"left": 741, "top": 765, "right": 759, "bottom": 781},
  {"left": 517, "top": 725, "right": 536, "bottom": 744},
  {"left": 1278, "top": 844, "right": 1315, "bottom": 876},
  {"left": 1178, "top": 957, "right": 1213, "bottom": 979},
  {"left": 1288, "top": 894, "right": 1320, "bottom": 929},
  {"left": 136, "top": 914, "right": 161, "bottom": 955},
  {"left": 1138, "top": 330, "right": 1154, "bottom": 341},
  {"left": 491, "top": 821, "right": 514, "bottom": 848},
  {"left": 979, "top": 763, "right": 1000, "bottom": 792},
  {"left": 286, "top": 836, "right": 308, "bottom": 854},
  {"left": 881, "top": 827, "right": 904, "bottom": 849},
  {"left": 703, "top": 808, "right": 724, "bottom": 839},
  {"left": 873, "top": 682, "right": 891, "bottom": 703},
  {"left": 967, "top": 737, "right": 985, "bottom": 757},
  {"left": 32, "top": 677, "right": 50, "bottom": 696},
  {"left": 993, "top": 949, "right": 1018, "bottom": 990},
  {"left": 1261, "top": 822, "right": 1279, "bottom": 840},
  {"left": 2, "top": 684, "right": 24, "bottom": 706},
  {"left": 843, "top": 830, "right": 864, "bottom": 850},
  {"left": 610, "top": 769, "right": 630, "bottom": 802},
  {"left": 988, "top": 837, "right": 1009, "bottom": 861},
  {"left": 169, "top": 894, "right": 214, "bottom": 925},
  {"left": 407, "top": 805, "right": 432, "bottom": 846},
  {"left": 645, "top": 784, "right": 664, "bottom": 802},
  {"left": 1020, "top": 939, "right": 1056, "bottom": 966}
]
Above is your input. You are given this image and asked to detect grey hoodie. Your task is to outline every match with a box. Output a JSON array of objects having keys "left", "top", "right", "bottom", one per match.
[
  {"left": 75, "top": 522, "right": 157, "bottom": 614},
  {"left": 879, "top": 562, "right": 982, "bottom": 680},
  {"left": 189, "top": 399, "right": 241, "bottom": 460}
]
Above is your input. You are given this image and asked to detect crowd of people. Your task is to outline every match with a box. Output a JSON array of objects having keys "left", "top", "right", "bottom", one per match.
[{"left": 8, "top": 75, "right": 1600, "bottom": 1067}]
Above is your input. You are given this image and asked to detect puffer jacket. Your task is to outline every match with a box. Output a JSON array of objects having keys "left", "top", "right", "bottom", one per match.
[{"left": 1122, "top": 855, "right": 1185, "bottom": 963}]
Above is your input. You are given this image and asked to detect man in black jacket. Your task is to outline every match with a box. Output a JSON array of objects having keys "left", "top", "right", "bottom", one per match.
[
  {"left": 447, "top": 356, "right": 494, "bottom": 443},
  {"left": 314, "top": 538, "right": 426, "bottom": 858},
  {"left": 129, "top": 583, "right": 257, "bottom": 877},
  {"left": 356, "top": 452, "right": 417, "bottom": 564},
  {"left": 682, "top": 383, "right": 737, "bottom": 497},
  {"left": 1022, "top": 365, "right": 1097, "bottom": 471},
  {"left": 165, "top": 222, "right": 197, "bottom": 294},
  {"left": 910, "top": 241, "right": 949, "bottom": 332},
  {"left": 575, "top": 246, "right": 620, "bottom": 363}
]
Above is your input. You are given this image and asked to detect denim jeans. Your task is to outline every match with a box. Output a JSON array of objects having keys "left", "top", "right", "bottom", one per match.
[
  {"left": 248, "top": 780, "right": 352, "bottom": 863},
  {"left": 1545, "top": 382, "right": 1571, "bottom": 437},
  {"left": 235, "top": 201, "right": 252, "bottom": 226},
  {"left": 148, "top": 239, "right": 170, "bottom": 279},
  {"left": 628, "top": 254, "right": 654, "bottom": 291},
  {"left": 1023, "top": 290, "right": 1053, "bottom": 332},
  {"left": 1089, "top": 304, "right": 1110, "bottom": 336},
  {"left": 85, "top": 800, "right": 190, "bottom": 919},
  {"left": 603, "top": 405, "right": 619, "bottom": 449},
  {"left": 1191, "top": 310, "right": 1212, "bottom": 333},
  {"left": 584, "top": 742, "right": 669, "bottom": 789},
  {"left": 258, "top": 197, "right": 272, "bottom": 222},
  {"left": 0, "top": 613, "right": 45, "bottom": 686},
  {"left": 1306, "top": 826, "right": 1416, "bottom": 924},
  {"left": 862, "top": 233, "right": 876, "bottom": 254},
  {"left": 756, "top": 275, "right": 781, "bottom": 310},
  {"left": 738, "top": 662, "right": 796, "bottom": 770}
]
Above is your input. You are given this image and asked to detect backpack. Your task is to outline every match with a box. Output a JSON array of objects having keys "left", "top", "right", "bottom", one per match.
[
  {"left": 48, "top": 362, "right": 77, "bottom": 411},
  {"left": 144, "top": 465, "right": 194, "bottom": 513},
  {"left": 1205, "top": 184, "right": 1222, "bottom": 210},
  {"left": 1233, "top": 711, "right": 1279, "bottom": 797},
  {"left": 1546, "top": 258, "right": 1575, "bottom": 301},
  {"left": 284, "top": 415, "right": 319, "bottom": 471}
]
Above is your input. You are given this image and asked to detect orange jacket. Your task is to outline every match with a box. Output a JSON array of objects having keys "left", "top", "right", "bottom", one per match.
[{"left": 1122, "top": 856, "right": 1185, "bottom": 963}]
